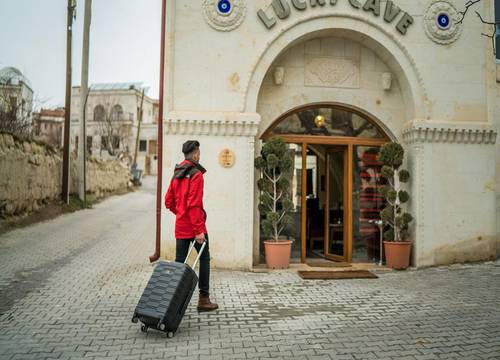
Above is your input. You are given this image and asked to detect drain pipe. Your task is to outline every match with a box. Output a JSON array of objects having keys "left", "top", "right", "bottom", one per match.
[{"left": 150, "top": 0, "right": 167, "bottom": 263}]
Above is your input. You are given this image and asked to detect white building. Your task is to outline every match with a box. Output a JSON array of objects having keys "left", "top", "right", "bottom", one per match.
[
  {"left": 0, "top": 66, "right": 34, "bottom": 136},
  {"left": 70, "top": 82, "right": 159, "bottom": 175},
  {"left": 160, "top": 0, "right": 500, "bottom": 270}
]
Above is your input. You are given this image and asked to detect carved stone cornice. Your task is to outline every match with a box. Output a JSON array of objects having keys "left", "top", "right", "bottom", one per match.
[
  {"left": 165, "top": 111, "right": 260, "bottom": 137},
  {"left": 402, "top": 122, "right": 497, "bottom": 145}
]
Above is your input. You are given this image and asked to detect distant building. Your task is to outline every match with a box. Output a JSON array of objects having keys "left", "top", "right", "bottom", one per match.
[
  {"left": 0, "top": 66, "right": 34, "bottom": 136},
  {"left": 33, "top": 108, "right": 65, "bottom": 148},
  {"left": 70, "top": 82, "right": 159, "bottom": 175}
]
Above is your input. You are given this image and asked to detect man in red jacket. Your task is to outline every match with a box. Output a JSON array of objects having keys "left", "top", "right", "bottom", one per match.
[{"left": 165, "top": 140, "right": 218, "bottom": 312}]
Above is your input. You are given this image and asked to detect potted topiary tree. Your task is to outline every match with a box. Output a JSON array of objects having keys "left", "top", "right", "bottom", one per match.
[
  {"left": 378, "top": 142, "right": 413, "bottom": 269},
  {"left": 254, "top": 137, "right": 295, "bottom": 269}
]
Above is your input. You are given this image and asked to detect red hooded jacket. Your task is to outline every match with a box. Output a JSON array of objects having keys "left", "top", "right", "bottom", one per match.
[{"left": 165, "top": 160, "right": 207, "bottom": 239}]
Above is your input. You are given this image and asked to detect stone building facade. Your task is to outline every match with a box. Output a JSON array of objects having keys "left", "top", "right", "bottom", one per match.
[
  {"left": 70, "top": 83, "right": 159, "bottom": 175},
  {"left": 161, "top": 0, "right": 499, "bottom": 269},
  {"left": 33, "top": 108, "right": 65, "bottom": 148}
]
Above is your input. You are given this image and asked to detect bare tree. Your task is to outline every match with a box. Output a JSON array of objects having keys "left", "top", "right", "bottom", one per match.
[
  {"left": 94, "top": 101, "right": 132, "bottom": 157},
  {"left": 0, "top": 85, "right": 33, "bottom": 138},
  {"left": 457, "top": 0, "right": 499, "bottom": 55}
]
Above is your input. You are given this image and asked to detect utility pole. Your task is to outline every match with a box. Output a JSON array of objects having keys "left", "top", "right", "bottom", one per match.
[
  {"left": 133, "top": 89, "right": 145, "bottom": 168},
  {"left": 62, "top": 0, "right": 77, "bottom": 204},
  {"left": 78, "top": 0, "right": 92, "bottom": 203}
]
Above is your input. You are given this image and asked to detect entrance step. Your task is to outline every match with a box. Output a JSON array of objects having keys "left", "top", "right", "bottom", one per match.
[{"left": 251, "top": 262, "right": 392, "bottom": 273}]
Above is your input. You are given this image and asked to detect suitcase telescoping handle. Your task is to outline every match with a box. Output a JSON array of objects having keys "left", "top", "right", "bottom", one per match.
[{"left": 184, "top": 240, "right": 207, "bottom": 269}]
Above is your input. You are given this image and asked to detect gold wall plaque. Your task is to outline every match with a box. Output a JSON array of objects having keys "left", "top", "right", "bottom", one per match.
[{"left": 219, "top": 149, "right": 235, "bottom": 168}]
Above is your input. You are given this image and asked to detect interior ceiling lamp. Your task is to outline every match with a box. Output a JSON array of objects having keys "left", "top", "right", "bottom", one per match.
[{"left": 314, "top": 115, "right": 326, "bottom": 128}]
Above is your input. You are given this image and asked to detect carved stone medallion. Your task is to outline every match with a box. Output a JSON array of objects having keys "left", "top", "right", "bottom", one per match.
[
  {"left": 305, "top": 56, "right": 360, "bottom": 89},
  {"left": 202, "top": 0, "right": 247, "bottom": 32},
  {"left": 423, "top": 0, "right": 463, "bottom": 45}
]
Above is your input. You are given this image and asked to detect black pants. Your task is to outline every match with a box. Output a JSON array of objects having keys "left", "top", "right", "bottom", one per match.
[{"left": 175, "top": 234, "right": 210, "bottom": 295}]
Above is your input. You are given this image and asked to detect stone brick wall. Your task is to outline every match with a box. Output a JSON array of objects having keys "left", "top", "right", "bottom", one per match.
[
  {"left": 72, "top": 157, "right": 130, "bottom": 199},
  {"left": 0, "top": 132, "right": 130, "bottom": 217}
]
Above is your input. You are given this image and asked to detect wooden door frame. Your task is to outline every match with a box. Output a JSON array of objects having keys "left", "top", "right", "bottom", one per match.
[
  {"left": 273, "top": 137, "right": 387, "bottom": 264},
  {"left": 301, "top": 143, "right": 307, "bottom": 264},
  {"left": 324, "top": 146, "right": 348, "bottom": 262},
  {"left": 260, "top": 103, "right": 390, "bottom": 263}
]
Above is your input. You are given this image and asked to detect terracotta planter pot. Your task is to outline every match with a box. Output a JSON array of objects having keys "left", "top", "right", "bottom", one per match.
[
  {"left": 384, "top": 241, "right": 412, "bottom": 269},
  {"left": 264, "top": 240, "right": 292, "bottom": 269}
]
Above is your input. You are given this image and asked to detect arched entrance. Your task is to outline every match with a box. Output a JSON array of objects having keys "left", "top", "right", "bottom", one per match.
[
  {"left": 261, "top": 103, "right": 391, "bottom": 264},
  {"left": 248, "top": 15, "right": 424, "bottom": 266}
]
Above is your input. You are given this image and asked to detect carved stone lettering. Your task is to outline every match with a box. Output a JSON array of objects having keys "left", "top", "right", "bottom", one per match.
[
  {"left": 310, "top": 0, "right": 326, "bottom": 7},
  {"left": 272, "top": 0, "right": 291, "bottom": 19},
  {"left": 348, "top": 0, "right": 362, "bottom": 9},
  {"left": 384, "top": 0, "right": 401, "bottom": 23},
  {"left": 291, "top": 0, "right": 307, "bottom": 10},
  {"left": 257, "top": 9, "right": 276, "bottom": 29},
  {"left": 256, "top": 0, "right": 411, "bottom": 35},
  {"left": 305, "top": 56, "right": 360, "bottom": 88},
  {"left": 396, "top": 12, "right": 414, "bottom": 35},
  {"left": 363, "top": 0, "right": 380, "bottom": 16}
]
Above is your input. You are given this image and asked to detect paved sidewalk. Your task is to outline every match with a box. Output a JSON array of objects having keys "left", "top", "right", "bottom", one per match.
[{"left": 1, "top": 178, "right": 500, "bottom": 360}]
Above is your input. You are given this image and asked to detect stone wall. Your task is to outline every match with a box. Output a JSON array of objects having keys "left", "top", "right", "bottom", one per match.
[
  {"left": 70, "top": 158, "right": 130, "bottom": 199},
  {"left": 0, "top": 132, "right": 130, "bottom": 217}
]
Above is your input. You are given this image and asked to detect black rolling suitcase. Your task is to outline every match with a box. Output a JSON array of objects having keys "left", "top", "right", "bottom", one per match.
[{"left": 132, "top": 241, "right": 206, "bottom": 338}]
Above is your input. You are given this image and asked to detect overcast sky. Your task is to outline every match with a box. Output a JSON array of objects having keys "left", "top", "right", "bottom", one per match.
[{"left": 0, "top": 0, "right": 161, "bottom": 107}]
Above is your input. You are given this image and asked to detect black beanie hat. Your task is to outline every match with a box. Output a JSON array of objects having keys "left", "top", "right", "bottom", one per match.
[{"left": 182, "top": 140, "right": 200, "bottom": 155}]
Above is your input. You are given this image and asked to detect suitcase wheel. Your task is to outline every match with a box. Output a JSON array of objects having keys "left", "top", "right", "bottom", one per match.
[
  {"left": 132, "top": 316, "right": 138, "bottom": 324},
  {"left": 141, "top": 325, "right": 148, "bottom": 333},
  {"left": 158, "top": 323, "right": 166, "bottom": 331},
  {"left": 167, "top": 331, "right": 175, "bottom": 339}
]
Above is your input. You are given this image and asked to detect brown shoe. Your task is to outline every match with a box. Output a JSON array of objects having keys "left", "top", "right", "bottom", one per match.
[{"left": 197, "top": 293, "right": 218, "bottom": 312}]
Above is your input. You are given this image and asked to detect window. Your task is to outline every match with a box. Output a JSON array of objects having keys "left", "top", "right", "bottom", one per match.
[
  {"left": 86, "top": 136, "right": 93, "bottom": 155},
  {"left": 148, "top": 140, "right": 157, "bottom": 155},
  {"left": 94, "top": 105, "right": 105, "bottom": 122},
  {"left": 269, "top": 106, "right": 386, "bottom": 139},
  {"left": 101, "top": 136, "right": 108, "bottom": 149},
  {"left": 139, "top": 140, "right": 147, "bottom": 152},
  {"left": 112, "top": 136, "right": 120, "bottom": 149},
  {"left": 9, "top": 96, "right": 17, "bottom": 110},
  {"left": 111, "top": 104, "right": 124, "bottom": 121}
]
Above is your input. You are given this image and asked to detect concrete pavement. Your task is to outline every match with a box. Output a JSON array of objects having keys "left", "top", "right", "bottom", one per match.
[{"left": 1, "top": 177, "right": 499, "bottom": 360}]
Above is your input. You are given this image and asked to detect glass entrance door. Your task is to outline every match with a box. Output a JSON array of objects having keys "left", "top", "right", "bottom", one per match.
[
  {"left": 324, "top": 146, "right": 348, "bottom": 262},
  {"left": 261, "top": 103, "right": 391, "bottom": 264}
]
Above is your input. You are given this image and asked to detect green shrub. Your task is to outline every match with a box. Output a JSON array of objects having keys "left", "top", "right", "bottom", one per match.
[
  {"left": 255, "top": 138, "right": 295, "bottom": 241},
  {"left": 378, "top": 143, "right": 413, "bottom": 242}
]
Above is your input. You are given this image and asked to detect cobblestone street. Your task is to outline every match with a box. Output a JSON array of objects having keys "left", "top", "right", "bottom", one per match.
[{"left": 1, "top": 178, "right": 499, "bottom": 360}]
